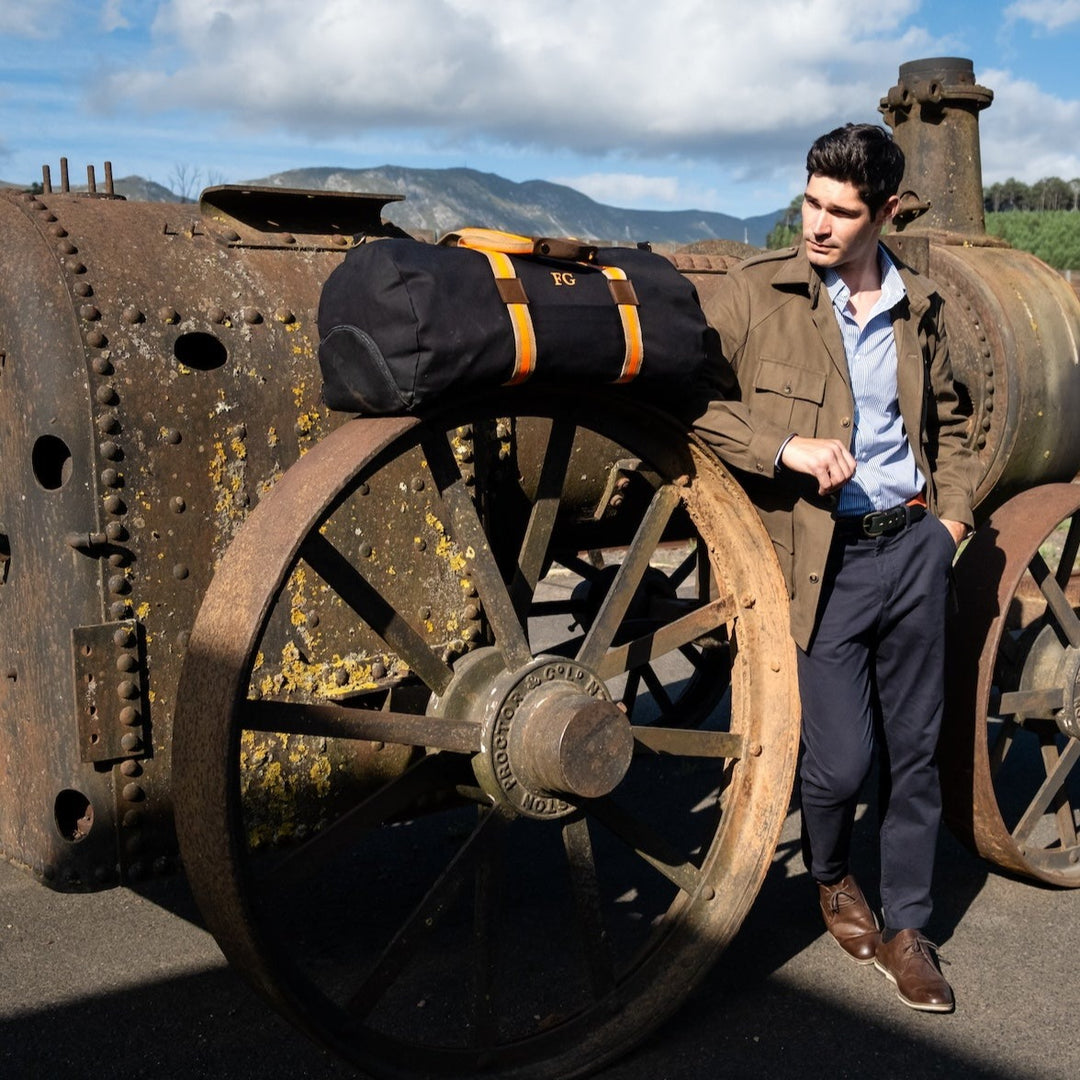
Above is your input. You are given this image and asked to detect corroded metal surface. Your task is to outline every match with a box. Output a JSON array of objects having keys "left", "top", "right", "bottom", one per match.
[
  {"left": 943, "top": 483, "right": 1080, "bottom": 884},
  {"left": 172, "top": 391, "right": 800, "bottom": 1079}
]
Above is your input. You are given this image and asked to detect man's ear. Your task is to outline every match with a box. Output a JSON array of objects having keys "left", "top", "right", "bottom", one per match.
[{"left": 877, "top": 194, "right": 900, "bottom": 227}]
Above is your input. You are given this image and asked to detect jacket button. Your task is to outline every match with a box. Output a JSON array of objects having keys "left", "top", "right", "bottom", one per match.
[
  {"left": 808, "top": 572, "right": 820, "bottom": 584},
  {"left": 840, "top": 416, "right": 851, "bottom": 428},
  {"left": 755, "top": 462, "right": 764, "bottom": 472},
  {"left": 784, "top": 385, "right": 792, "bottom": 395}
]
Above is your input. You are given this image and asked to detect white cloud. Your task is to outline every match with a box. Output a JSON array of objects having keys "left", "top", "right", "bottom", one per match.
[
  {"left": 0, "top": 0, "right": 68, "bottom": 37},
  {"left": 1004, "top": 1, "right": 1080, "bottom": 32},
  {"left": 979, "top": 68, "right": 1080, "bottom": 182},
  {"left": 101, "top": 0, "right": 132, "bottom": 32},
  {"left": 99, "top": 0, "right": 927, "bottom": 169}
]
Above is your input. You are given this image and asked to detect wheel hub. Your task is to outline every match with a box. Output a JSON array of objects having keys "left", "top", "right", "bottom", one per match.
[
  {"left": 1020, "top": 625, "right": 1080, "bottom": 739},
  {"left": 434, "top": 649, "right": 634, "bottom": 819}
]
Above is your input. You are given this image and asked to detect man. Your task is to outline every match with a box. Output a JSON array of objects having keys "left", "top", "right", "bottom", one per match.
[{"left": 693, "top": 123, "right": 976, "bottom": 1012}]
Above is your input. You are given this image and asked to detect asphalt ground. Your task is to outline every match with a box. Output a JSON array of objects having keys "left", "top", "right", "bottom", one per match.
[{"left": 2, "top": 797, "right": 1077, "bottom": 1080}]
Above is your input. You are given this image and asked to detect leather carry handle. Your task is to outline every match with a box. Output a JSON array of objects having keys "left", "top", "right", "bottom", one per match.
[{"left": 441, "top": 228, "right": 598, "bottom": 264}]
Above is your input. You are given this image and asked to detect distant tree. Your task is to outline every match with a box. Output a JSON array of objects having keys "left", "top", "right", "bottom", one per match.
[
  {"left": 986, "top": 210, "right": 1080, "bottom": 269},
  {"left": 169, "top": 163, "right": 202, "bottom": 202},
  {"left": 1070, "top": 178, "right": 1080, "bottom": 211},
  {"left": 766, "top": 194, "right": 803, "bottom": 249},
  {"left": 1031, "top": 176, "right": 1073, "bottom": 211}
]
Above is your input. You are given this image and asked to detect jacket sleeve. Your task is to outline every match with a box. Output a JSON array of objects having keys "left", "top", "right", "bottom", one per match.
[
  {"left": 689, "top": 271, "right": 793, "bottom": 479},
  {"left": 925, "top": 299, "right": 978, "bottom": 528}
]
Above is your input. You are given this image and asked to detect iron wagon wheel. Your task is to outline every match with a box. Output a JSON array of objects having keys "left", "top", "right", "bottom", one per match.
[
  {"left": 943, "top": 483, "right": 1080, "bottom": 885},
  {"left": 173, "top": 389, "right": 799, "bottom": 1080}
]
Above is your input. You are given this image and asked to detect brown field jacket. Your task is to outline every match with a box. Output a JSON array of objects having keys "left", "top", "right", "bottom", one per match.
[{"left": 692, "top": 243, "right": 977, "bottom": 650}]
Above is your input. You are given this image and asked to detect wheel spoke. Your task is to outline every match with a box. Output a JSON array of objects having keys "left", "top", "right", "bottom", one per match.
[
  {"left": 244, "top": 699, "right": 482, "bottom": 752},
  {"left": 268, "top": 753, "right": 470, "bottom": 886},
  {"left": 561, "top": 815, "right": 615, "bottom": 999},
  {"left": 576, "top": 484, "right": 683, "bottom": 670},
  {"left": 556, "top": 554, "right": 606, "bottom": 581},
  {"left": 510, "top": 418, "right": 577, "bottom": 621},
  {"left": 1011, "top": 738, "right": 1080, "bottom": 846},
  {"left": 1029, "top": 552, "right": 1080, "bottom": 648},
  {"left": 633, "top": 727, "right": 744, "bottom": 760},
  {"left": 997, "top": 686, "right": 1067, "bottom": 719},
  {"left": 639, "top": 664, "right": 676, "bottom": 716},
  {"left": 620, "top": 669, "right": 643, "bottom": 716},
  {"left": 346, "top": 806, "right": 510, "bottom": 1021},
  {"left": 1055, "top": 515, "right": 1080, "bottom": 590},
  {"left": 299, "top": 531, "right": 454, "bottom": 695},
  {"left": 422, "top": 432, "right": 533, "bottom": 669},
  {"left": 1038, "top": 735, "right": 1080, "bottom": 851},
  {"left": 594, "top": 596, "right": 733, "bottom": 680},
  {"left": 585, "top": 796, "right": 701, "bottom": 895},
  {"left": 667, "top": 545, "right": 699, "bottom": 590},
  {"left": 471, "top": 808, "right": 505, "bottom": 1047},
  {"left": 987, "top": 718, "right": 1018, "bottom": 780}
]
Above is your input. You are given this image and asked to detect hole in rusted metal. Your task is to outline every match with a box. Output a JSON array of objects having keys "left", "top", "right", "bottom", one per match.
[
  {"left": 54, "top": 789, "right": 94, "bottom": 842},
  {"left": 32, "top": 434, "right": 73, "bottom": 490},
  {"left": 174, "top": 331, "right": 227, "bottom": 371}
]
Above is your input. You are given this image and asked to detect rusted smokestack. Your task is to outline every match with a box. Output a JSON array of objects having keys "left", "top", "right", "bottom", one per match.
[{"left": 880, "top": 57, "right": 993, "bottom": 235}]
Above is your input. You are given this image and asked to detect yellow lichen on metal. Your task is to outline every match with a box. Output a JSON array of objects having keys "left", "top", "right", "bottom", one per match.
[
  {"left": 424, "top": 511, "right": 468, "bottom": 574},
  {"left": 257, "top": 640, "right": 381, "bottom": 700}
]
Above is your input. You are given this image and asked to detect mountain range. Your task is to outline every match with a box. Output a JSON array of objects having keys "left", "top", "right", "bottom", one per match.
[{"left": 9, "top": 165, "right": 783, "bottom": 248}]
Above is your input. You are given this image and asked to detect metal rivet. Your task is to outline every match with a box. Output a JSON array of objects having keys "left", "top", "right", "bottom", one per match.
[
  {"left": 358, "top": 482, "right": 370, "bottom": 496},
  {"left": 207, "top": 306, "right": 228, "bottom": 324},
  {"left": 464, "top": 603, "right": 480, "bottom": 619},
  {"left": 104, "top": 494, "right": 125, "bottom": 514},
  {"left": 411, "top": 477, "right": 425, "bottom": 492},
  {"left": 97, "top": 413, "right": 120, "bottom": 434},
  {"left": 100, "top": 468, "right": 120, "bottom": 487},
  {"left": 92, "top": 356, "right": 113, "bottom": 376},
  {"left": 230, "top": 423, "right": 246, "bottom": 439},
  {"left": 307, "top": 611, "right": 319, "bottom": 627},
  {"left": 116, "top": 654, "right": 137, "bottom": 672},
  {"left": 749, "top": 743, "right": 763, "bottom": 757},
  {"left": 80, "top": 304, "right": 101, "bottom": 321},
  {"left": 414, "top": 537, "right": 426, "bottom": 550},
  {"left": 170, "top": 496, "right": 186, "bottom": 513},
  {"left": 165, "top": 428, "right": 182, "bottom": 445},
  {"left": 105, "top": 522, "right": 127, "bottom": 543},
  {"left": 100, "top": 441, "right": 121, "bottom": 461},
  {"left": 333, "top": 668, "right": 348, "bottom": 687},
  {"left": 68, "top": 261, "right": 87, "bottom": 274},
  {"left": 177, "top": 630, "right": 191, "bottom": 648},
  {"left": 360, "top": 542, "right": 373, "bottom": 557},
  {"left": 120, "top": 759, "right": 141, "bottom": 777},
  {"left": 158, "top": 306, "right": 179, "bottom": 324},
  {"left": 113, "top": 627, "right": 135, "bottom": 647},
  {"left": 418, "top": 606, "right": 431, "bottom": 620},
  {"left": 700, "top": 885, "right": 716, "bottom": 901},
  {"left": 275, "top": 307, "right": 295, "bottom": 323},
  {"left": 117, "top": 680, "right": 139, "bottom": 700},
  {"left": 72, "top": 278, "right": 91, "bottom": 294},
  {"left": 122, "top": 810, "right": 143, "bottom": 829},
  {"left": 54, "top": 228, "right": 71, "bottom": 241},
  {"left": 120, "top": 732, "right": 141, "bottom": 753},
  {"left": 222, "top": 230, "right": 240, "bottom": 243},
  {"left": 108, "top": 574, "right": 131, "bottom": 594},
  {"left": 122, "top": 782, "right": 144, "bottom": 802},
  {"left": 173, "top": 564, "right": 189, "bottom": 580},
  {"left": 332, "top": 234, "right": 347, "bottom": 246},
  {"left": 371, "top": 661, "right": 386, "bottom": 679},
  {"left": 86, "top": 329, "right": 107, "bottom": 348},
  {"left": 96, "top": 385, "right": 118, "bottom": 405},
  {"left": 121, "top": 306, "right": 144, "bottom": 324},
  {"left": 241, "top": 307, "right": 262, "bottom": 325},
  {"left": 119, "top": 705, "right": 139, "bottom": 725},
  {"left": 109, "top": 601, "right": 131, "bottom": 620}
]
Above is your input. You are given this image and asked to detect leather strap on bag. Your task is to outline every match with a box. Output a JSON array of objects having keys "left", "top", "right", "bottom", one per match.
[{"left": 440, "top": 228, "right": 644, "bottom": 386}]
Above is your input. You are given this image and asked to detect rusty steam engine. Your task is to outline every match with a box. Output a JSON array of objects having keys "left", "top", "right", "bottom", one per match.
[{"left": 0, "top": 56, "right": 1078, "bottom": 1079}]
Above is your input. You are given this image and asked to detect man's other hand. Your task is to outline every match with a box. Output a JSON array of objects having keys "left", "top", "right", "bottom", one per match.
[{"left": 780, "top": 436, "right": 857, "bottom": 495}]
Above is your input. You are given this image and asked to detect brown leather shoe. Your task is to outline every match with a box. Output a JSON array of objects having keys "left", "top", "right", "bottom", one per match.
[
  {"left": 874, "top": 929, "right": 954, "bottom": 1012},
  {"left": 817, "top": 874, "right": 880, "bottom": 964}
]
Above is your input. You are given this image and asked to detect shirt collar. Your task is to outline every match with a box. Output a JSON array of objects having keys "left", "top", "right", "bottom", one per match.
[{"left": 823, "top": 243, "right": 907, "bottom": 320}]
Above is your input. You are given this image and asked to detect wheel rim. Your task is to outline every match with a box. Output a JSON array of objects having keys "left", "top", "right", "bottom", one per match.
[
  {"left": 174, "top": 391, "right": 799, "bottom": 1078},
  {"left": 944, "top": 482, "right": 1080, "bottom": 884}
]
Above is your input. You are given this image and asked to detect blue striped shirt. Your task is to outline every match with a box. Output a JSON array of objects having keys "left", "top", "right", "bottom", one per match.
[{"left": 826, "top": 247, "right": 925, "bottom": 516}]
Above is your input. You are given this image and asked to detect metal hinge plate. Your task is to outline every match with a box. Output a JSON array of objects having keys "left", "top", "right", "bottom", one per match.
[{"left": 72, "top": 619, "right": 147, "bottom": 764}]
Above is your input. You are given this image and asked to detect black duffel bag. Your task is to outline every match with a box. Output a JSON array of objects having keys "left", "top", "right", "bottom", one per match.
[{"left": 317, "top": 229, "right": 711, "bottom": 415}]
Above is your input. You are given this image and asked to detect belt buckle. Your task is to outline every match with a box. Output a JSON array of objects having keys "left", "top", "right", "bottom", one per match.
[{"left": 862, "top": 506, "right": 904, "bottom": 538}]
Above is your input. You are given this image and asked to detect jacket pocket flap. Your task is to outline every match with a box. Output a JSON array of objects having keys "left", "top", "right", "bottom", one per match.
[{"left": 754, "top": 358, "right": 826, "bottom": 404}]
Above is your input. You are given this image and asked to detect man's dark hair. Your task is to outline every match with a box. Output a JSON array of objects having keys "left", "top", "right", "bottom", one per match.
[{"left": 805, "top": 124, "right": 905, "bottom": 215}]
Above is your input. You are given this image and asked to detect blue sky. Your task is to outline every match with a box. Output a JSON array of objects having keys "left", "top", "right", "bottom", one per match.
[{"left": 2, "top": 0, "right": 1079, "bottom": 218}]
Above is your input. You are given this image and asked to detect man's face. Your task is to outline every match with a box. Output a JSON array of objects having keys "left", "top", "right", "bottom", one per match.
[{"left": 801, "top": 174, "right": 896, "bottom": 273}]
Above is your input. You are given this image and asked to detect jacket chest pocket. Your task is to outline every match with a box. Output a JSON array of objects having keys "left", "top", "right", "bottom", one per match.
[{"left": 751, "top": 358, "right": 827, "bottom": 435}]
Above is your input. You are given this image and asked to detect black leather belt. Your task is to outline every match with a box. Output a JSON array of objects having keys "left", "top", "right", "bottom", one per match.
[{"left": 835, "top": 502, "right": 926, "bottom": 539}]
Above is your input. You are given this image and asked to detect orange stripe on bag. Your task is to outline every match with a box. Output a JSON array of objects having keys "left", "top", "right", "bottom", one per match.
[
  {"left": 600, "top": 265, "right": 644, "bottom": 382},
  {"left": 481, "top": 249, "right": 537, "bottom": 384}
]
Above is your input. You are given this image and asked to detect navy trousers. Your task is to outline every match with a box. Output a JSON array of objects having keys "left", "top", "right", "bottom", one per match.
[{"left": 797, "top": 510, "right": 956, "bottom": 930}]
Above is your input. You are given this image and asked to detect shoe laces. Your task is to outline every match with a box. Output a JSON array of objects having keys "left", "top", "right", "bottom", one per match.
[{"left": 903, "top": 933, "right": 950, "bottom": 967}]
